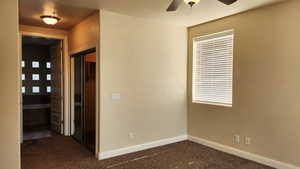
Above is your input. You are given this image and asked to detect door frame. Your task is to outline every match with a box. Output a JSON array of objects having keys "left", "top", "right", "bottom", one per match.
[{"left": 19, "top": 30, "right": 71, "bottom": 137}]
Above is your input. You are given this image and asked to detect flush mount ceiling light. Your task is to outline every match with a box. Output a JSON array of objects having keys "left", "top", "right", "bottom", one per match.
[
  {"left": 184, "top": 0, "right": 201, "bottom": 7},
  {"left": 40, "top": 15, "right": 60, "bottom": 25}
]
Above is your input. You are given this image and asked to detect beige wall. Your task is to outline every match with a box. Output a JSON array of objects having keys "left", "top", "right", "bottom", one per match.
[
  {"left": 68, "top": 12, "right": 100, "bottom": 55},
  {"left": 188, "top": 0, "right": 300, "bottom": 166},
  {"left": 99, "top": 10, "right": 187, "bottom": 152},
  {"left": 20, "top": 25, "right": 68, "bottom": 37},
  {"left": 68, "top": 11, "right": 100, "bottom": 153},
  {"left": 0, "top": 0, "right": 21, "bottom": 169}
]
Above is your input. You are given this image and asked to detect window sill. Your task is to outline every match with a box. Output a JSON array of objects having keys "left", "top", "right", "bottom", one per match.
[{"left": 192, "top": 101, "right": 232, "bottom": 108}]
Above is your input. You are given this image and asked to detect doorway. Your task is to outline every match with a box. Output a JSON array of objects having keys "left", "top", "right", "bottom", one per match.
[
  {"left": 71, "top": 49, "right": 96, "bottom": 153},
  {"left": 21, "top": 35, "right": 64, "bottom": 141}
]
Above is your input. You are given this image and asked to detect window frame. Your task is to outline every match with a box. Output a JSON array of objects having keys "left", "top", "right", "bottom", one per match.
[{"left": 192, "top": 29, "right": 234, "bottom": 107}]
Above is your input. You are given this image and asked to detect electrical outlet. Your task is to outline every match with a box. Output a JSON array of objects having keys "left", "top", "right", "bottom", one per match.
[
  {"left": 129, "top": 132, "right": 135, "bottom": 139},
  {"left": 233, "top": 135, "right": 240, "bottom": 144},
  {"left": 112, "top": 93, "right": 121, "bottom": 100},
  {"left": 245, "top": 137, "right": 251, "bottom": 145}
]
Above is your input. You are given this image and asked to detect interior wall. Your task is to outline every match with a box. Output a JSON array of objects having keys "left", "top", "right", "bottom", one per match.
[
  {"left": 68, "top": 12, "right": 100, "bottom": 55},
  {"left": 0, "top": 0, "right": 20, "bottom": 169},
  {"left": 99, "top": 10, "right": 187, "bottom": 153},
  {"left": 20, "top": 25, "right": 68, "bottom": 37},
  {"left": 188, "top": 0, "right": 300, "bottom": 166},
  {"left": 68, "top": 11, "right": 100, "bottom": 153}
]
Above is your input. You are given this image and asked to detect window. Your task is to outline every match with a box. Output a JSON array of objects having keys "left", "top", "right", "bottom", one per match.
[
  {"left": 32, "top": 61, "right": 39, "bottom": 68},
  {"left": 32, "top": 74, "right": 40, "bottom": 80},
  {"left": 22, "top": 87, "right": 25, "bottom": 94},
  {"left": 22, "top": 74, "right": 25, "bottom": 80},
  {"left": 46, "top": 62, "right": 51, "bottom": 68},
  {"left": 32, "top": 86, "right": 40, "bottom": 93},
  {"left": 46, "top": 86, "right": 51, "bottom": 93},
  {"left": 192, "top": 30, "right": 233, "bottom": 106},
  {"left": 46, "top": 74, "right": 51, "bottom": 80},
  {"left": 22, "top": 61, "right": 25, "bottom": 68}
]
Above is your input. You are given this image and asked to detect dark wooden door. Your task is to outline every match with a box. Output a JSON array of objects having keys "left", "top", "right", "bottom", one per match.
[
  {"left": 73, "top": 56, "right": 84, "bottom": 142},
  {"left": 84, "top": 52, "right": 96, "bottom": 152},
  {"left": 50, "top": 41, "right": 63, "bottom": 134},
  {"left": 72, "top": 51, "right": 96, "bottom": 153}
]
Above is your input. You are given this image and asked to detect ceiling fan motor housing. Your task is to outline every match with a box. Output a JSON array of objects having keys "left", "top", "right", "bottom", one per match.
[
  {"left": 184, "top": 0, "right": 201, "bottom": 7},
  {"left": 219, "top": 0, "right": 238, "bottom": 5},
  {"left": 188, "top": 1, "right": 196, "bottom": 7}
]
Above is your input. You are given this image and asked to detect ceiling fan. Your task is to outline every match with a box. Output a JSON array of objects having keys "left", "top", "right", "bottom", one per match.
[{"left": 167, "top": 0, "right": 238, "bottom": 12}]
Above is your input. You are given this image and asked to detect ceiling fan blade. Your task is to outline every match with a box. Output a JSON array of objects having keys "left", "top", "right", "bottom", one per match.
[
  {"left": 218, "top": 0, "right": 238, "bottom": 5},
  {"left": 166, "top": 0, "right": 183, "bottom": 12}
]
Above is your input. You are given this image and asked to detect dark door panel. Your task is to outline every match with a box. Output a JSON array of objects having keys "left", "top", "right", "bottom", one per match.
[
  {"left": 72, "top": 50, "right": 96, "bottom": 153},
  {"left": 50, "top": 41, "right": 63, "bottom": 134},
  {"left": 73, "top": 56, "right": 84, "bottom": 142},
  {"left": 84, "top": 52, "right": 96, "bottom": 152}
]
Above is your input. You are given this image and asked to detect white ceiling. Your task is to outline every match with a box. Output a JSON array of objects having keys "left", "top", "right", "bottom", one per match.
[
  {"left": 62, "top": 0, "right": 286, "bottom": 26},
  {"left": 19, "top": 0, "right": 287, "bottom": 28}
]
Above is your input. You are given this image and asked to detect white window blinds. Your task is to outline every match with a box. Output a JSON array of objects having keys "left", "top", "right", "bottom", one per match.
[{"left": 192, "top": 30, "right": 233, "bottom": 106}]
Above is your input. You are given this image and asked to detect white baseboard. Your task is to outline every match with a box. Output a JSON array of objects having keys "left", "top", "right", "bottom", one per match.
[
  {"left": 97, "top": 134, "right": 299, "bottom": 169},
  {"left": 98, "top": 135, "right": 188, "bottom": 160},
  {"left": 188, "top": 135, "right": 300, "bottom": 169}
]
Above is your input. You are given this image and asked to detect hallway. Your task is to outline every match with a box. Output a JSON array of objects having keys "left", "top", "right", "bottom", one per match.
[
  {"left": 21, "top": 136, "right": 273, "bottom": 169},
  {"left": 21, "top": 136, "right": 94, "bottom": 169}
]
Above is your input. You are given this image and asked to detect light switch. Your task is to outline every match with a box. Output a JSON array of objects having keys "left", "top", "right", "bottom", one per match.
[{"left": 112, "top": 93, "right": 121, "bottom": 100}]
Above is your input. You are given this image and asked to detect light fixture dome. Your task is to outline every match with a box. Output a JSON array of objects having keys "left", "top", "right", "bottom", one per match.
[
  {"left": 184, "top": 0, "right": 201, "bottom": 7},
  {"left": 40, "top": 15, "right": 60, "bottom": 25}
]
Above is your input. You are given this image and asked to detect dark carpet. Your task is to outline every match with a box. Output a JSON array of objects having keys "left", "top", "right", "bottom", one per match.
[
  {"left": 23, "top": 125, "right": 54, "bottom": 141},
  {"left": 21, "top": 135, "right": 275, "bottom": 169}
]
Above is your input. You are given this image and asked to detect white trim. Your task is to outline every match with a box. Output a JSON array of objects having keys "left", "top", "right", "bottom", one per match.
[
  {"left": 98, "top": 134, "right": 300, "bottom": 169},
  {"left": 188, "top": 135, "right": 300, "bottom": 169},
  {"left": 193, "top": 29, "right": 234, "bottom": 42},
  {"left": 98, "top": 135, "right": 188, "bottom": 160}
]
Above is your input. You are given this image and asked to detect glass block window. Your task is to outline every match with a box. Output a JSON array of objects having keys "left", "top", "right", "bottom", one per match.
[
  {"left": 22, "top": 61, "right": 25, "bottom": 68},
  {"left": 22, "top": 74, "right": 25, "bottom": 80},
  {"left": 46, "top": 62, "right": 51, "bottom": 68},
  {"left": 32, "top": 86, "right": 40, "bottom": 93},
  {"left": 47, "top": 74, "right": 51, "bottom": 80},
  {"left": 22, "top": 87, "right": 25, "bottom": 94},
  {"left": 32, "top": 61, "right": 39, "bottom": 68},
  {"left": 32, "top": 74, "right": 40, "bottom": 80},
  {"left": 47, "top": 86, "right": 51, "bottom": 93}
]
